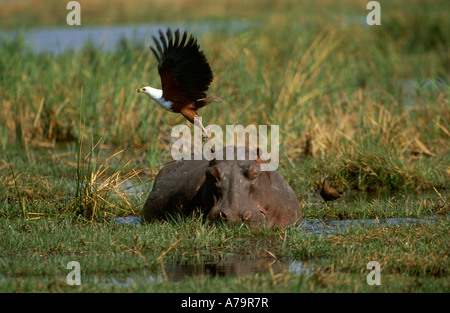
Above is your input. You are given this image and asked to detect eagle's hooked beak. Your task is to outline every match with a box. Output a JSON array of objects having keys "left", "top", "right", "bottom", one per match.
[{"left": 137, "top": 88, "right": 145, "bottom": 93}]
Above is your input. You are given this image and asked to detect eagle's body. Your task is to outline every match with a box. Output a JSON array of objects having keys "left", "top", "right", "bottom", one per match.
[{"left": 138, "top": 28, "right": 220, "bottom": 137}]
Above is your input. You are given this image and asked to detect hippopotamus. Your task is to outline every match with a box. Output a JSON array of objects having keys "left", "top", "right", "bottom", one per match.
[{"left": 141, "top": 146, "right": 302, "bottom": 227}]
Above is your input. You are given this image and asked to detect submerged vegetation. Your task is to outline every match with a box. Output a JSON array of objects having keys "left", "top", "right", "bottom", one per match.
[{"left": 0, "top": 0, "right": 448, "bottom": 292}]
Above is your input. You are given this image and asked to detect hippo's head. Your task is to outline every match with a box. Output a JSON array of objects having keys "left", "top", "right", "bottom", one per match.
[{"left": 204, "top": 147, "right": 271, "bottom": 226}]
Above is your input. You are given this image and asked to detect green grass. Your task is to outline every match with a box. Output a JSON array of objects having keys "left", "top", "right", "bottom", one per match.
[
  {"left": 0, "top": 214, "right": 448, "bottom": 292},
  {"left": 0, "top": 0, "right": 449, "bottom": 293}
]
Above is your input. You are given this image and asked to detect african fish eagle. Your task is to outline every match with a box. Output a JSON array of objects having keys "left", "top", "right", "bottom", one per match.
[{"left": 137, "top": 28, "right": 221, "bottom": 137}]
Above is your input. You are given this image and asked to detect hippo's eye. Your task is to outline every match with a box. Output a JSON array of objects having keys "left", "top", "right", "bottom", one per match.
[{"left": 246, "top": 164, "right": 260, "bottom": 180}]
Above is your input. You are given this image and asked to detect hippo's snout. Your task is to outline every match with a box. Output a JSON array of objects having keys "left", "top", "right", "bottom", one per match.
[
  {"left": 208, "top": 206, "right": 265, "bottom": 225},
  {"left": 217, "top": 209, "right": 251, "bottom": 221}
]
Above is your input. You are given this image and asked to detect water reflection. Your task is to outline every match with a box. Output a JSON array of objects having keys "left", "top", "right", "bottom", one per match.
[
  {"left": 161, "top": 257, "right": 310, "bottom": 282},
  {"left": 92, "top": 257, "right": 311, "bottom": 287}
]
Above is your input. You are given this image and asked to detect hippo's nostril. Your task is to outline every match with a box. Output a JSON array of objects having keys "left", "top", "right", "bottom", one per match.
[
  {"left": 243, "top": 210, "right": 252, "bottom": 220},
  {"left": 219, "top": 211, "right": 228, "bottom": 220}
]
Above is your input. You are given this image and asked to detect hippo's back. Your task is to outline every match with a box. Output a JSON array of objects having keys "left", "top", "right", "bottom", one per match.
[{"left": 142, "top": 158, "right": 209, "bottom": 221}]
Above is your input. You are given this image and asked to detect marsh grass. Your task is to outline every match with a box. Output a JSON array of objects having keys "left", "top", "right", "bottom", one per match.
[
  {"left": 3, "top": 26, "right": 447, "bottom": 193},
  {"left": 0, "top": 0, "right": 449, "bottom": 293},
  {"left": 0, "top": 134, "right": 151, "bottom": 221},
  {"left": 69, "top": 138, "right": 141, "bottom": 220},
  {"left": 0, "top": 213, "right": 447, "bottom": 292},
  {"left": 1, "top": 11, "right": 448, "bottom": 189}
]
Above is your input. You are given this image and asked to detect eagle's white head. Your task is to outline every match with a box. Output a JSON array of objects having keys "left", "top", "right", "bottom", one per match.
[
  {"left": 137, "top": 86, "right": 162, "bottom": 100},
  {"left": 137, "top": 86, "right": 173, "bottom": 111}
]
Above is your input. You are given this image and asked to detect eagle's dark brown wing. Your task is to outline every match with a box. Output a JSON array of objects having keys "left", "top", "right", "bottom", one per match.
[{"left": 150, "top": 29, "right": 214, "bottom": 113}]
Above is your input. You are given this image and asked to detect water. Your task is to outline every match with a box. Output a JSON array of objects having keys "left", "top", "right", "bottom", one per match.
[
  {"left": 0, "top": 14, "right": 378, "bottom": 56},
  {"left": 1, "top": 21, "right": 253, "bottom": 54},
  {"left": 115, "top": 215, "right": 141, "bottom": 225},
  {"left": 116, "top": 214, "right": 444, "bottom": 236},
  {"left": 161, "top": 257, "right": 310, "bottom": 282}
]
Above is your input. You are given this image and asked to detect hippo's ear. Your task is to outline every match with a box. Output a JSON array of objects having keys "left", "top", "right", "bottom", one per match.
[
  {"left": 246, "top": 164, "right": 260, "bottom": 180},
  {"left": 207, "top": 165, "right": 221, "bottom": 182},
  {"left": 256, "top": 148, "right": 266, "bottom": 164}
]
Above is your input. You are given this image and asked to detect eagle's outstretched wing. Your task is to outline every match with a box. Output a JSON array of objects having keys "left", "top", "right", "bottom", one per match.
[{"left": 150, "top": 29, "right": 214, "bottom": 112}]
